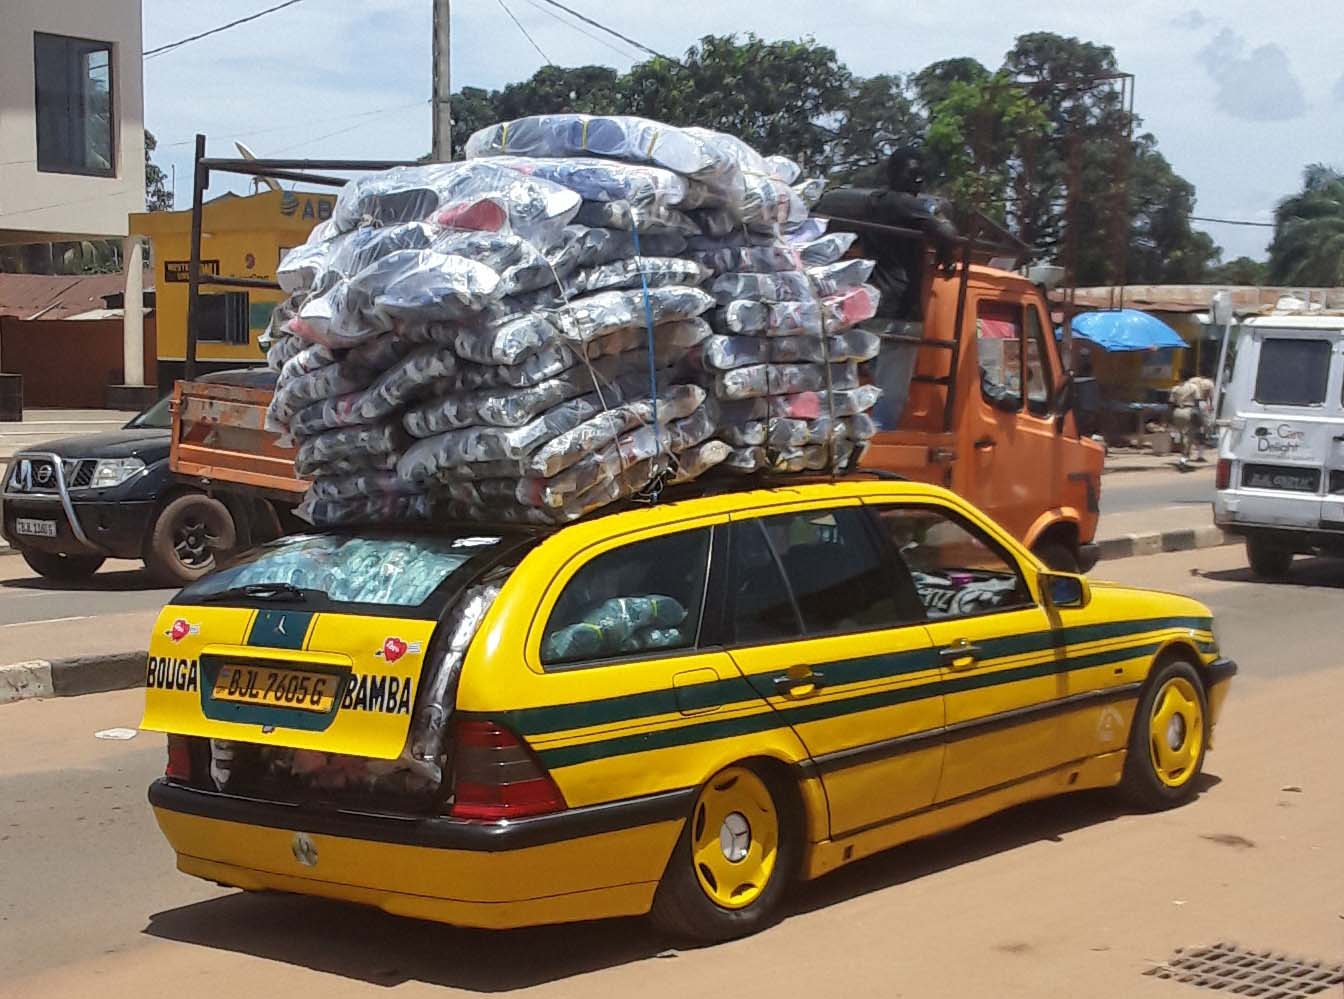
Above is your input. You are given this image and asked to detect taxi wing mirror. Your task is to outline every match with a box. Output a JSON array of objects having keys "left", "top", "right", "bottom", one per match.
[{"left": 1041, "top": 570, "right": 1091, "bottom": 610}]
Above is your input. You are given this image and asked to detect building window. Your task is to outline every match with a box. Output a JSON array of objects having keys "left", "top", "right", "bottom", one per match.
[
  {"left": 198, "top": 293, "right": 251, "bottom": 345},
  {"left": 34, "top": 32, "right": 115, "bottom": 177}
]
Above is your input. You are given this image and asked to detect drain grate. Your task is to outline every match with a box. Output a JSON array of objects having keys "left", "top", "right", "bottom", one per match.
[{"left": 1145, "top": 942, "right": 1344, "bottom": 998}]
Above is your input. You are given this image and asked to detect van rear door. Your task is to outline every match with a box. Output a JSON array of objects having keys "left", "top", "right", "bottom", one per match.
[{"left": 1226, "top": 329, "right": 1340, "bottom": 527}]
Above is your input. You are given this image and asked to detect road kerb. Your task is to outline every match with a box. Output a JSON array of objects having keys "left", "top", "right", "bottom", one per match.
[
  {"left": 1, "top": 651, "right": 145, "bottom": 704},
  {"left": 1097, "top": 525, "right": 1233, "bottom": 562}
]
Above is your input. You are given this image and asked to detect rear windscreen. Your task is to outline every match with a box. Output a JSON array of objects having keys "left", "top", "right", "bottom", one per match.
[
  {"left": 180, "top": 533, "right": 503, "bottom": 608},
  {"left": 1254, "top": 338, "right": 1332, "bottom": 406}
]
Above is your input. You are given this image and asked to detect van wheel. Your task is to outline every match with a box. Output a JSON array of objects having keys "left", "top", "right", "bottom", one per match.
[
  {"left": 144, "top": 494, "right": 236, "bottom": 586},
  {"left": 648, "top": 764, "right": 799, "bottom": 944},
  {"left": 1246, "top": 535, "right": 1292, "bottom": 579},
  {"left": 1119, "top": 658, "right": 1208, "bottom": 811},
  {"left": 20, "top": 550, "right": 105, "bottom": 581},
  {"left": 1032, "top": 541, "right": 1080, "bottom": 572}
]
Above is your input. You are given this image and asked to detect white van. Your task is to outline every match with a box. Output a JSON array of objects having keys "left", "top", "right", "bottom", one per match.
[{"left": 1213, "top": 315, "right": 1344, "bottom": 577}]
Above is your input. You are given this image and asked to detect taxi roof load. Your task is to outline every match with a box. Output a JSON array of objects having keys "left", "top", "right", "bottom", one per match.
[{"left": 262, "top": 114, "right": 885, "bottom": 528}]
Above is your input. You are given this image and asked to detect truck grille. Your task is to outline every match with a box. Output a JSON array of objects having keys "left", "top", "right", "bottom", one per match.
[
  {"left": 1242, "top": 463, "right": 1320, "bottom": 494},
  {"left": 69, "top": 460, "right": 95, "bottom": 488}
]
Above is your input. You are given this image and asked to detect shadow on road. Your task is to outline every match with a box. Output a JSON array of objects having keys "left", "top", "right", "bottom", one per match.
[
  {"left": 1200, "top": 556, "right": 1343, "bottom": 589},
  {"left": 142, "top": 773, "right": 1222, "bottom": 991},
  {"left": 0, "top": 566, "right": 174, "bottom": 594}
]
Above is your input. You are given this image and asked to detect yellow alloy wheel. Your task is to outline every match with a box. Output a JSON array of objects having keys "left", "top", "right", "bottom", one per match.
[
  {"left": 690, "top": 767, "right": 780, "bottom": 910},
  {"left": 1148, "top": 676, "right": 1204, "bottom": 788}
]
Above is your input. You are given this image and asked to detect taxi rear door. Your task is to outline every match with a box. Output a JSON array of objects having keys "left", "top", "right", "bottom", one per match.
[{"left": 722, "top": 499, "right": 943, "bottom": 839}]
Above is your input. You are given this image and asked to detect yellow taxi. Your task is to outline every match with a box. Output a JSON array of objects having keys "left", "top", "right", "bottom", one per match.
[{"left": 141, "top": 479, "right": 1235, "bottom": 942}]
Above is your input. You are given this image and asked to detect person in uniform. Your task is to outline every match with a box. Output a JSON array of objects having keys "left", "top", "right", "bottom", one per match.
[{"left": 1169, "top": 372, "right": 1210, "bottom": 466}]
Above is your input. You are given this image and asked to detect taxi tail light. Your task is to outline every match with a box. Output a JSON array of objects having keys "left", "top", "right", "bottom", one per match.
[
  {"left": 449, "top": 719, "right": 566, "bottom": 820},
  {"left": 166, "top": 735, "right": 193, "bottom": 781},
  {"left": 1216, "top": 459, "right": 1232, "bottom": 490}
]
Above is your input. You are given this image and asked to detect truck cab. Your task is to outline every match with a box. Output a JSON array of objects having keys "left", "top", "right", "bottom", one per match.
[
  {"left": 1213, "top": 315, "right": 1344, "bottom": 577},
  {"left": 859, "top": 269, "right": 1103, "bottom": 572}
]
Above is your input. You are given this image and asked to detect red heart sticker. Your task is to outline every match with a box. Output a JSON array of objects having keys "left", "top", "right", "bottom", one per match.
[
  {"left": 170, "top": 619, "right": 190, "bottom": 642},
  {"left": 382, "top": 637, "right": 408, "bottom": 663}
]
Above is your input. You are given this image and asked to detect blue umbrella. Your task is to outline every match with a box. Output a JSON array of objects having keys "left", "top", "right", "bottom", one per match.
[{"left": 1064, "top": 309, "right": 1188, "bottom": 352}]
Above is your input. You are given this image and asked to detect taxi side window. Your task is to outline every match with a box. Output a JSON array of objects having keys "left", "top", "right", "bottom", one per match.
[
  {"left": 873, "top": 506, "right": 1032, "bottom": 620},
  {"left": 729, "top": 507, "right": 914, "bottom": 644},
  {"left": 541, "top": 528, "right": 710, "bottom": 668}
]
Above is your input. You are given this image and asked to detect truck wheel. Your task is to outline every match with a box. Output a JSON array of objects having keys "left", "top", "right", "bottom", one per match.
[
  {"left": 1246, "top": 535, "right": 1292, "bottom": 579},
  {"left": 144, "top": 494, "right": 236, "bottom": 586},
  {"left": 20, "top": 550, "right": 105, "bottom": 581},
  {"left": 1032, "top": 541, "right": 1080, "bottom": 573}
]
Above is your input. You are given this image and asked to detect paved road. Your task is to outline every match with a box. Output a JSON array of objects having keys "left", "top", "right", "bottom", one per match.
[
  {"left": 1100, "top": 464, "right": 1215, "bottom": 515},
  {"left": 1, "top": 545, "right": 1340, "bottom": 997}
]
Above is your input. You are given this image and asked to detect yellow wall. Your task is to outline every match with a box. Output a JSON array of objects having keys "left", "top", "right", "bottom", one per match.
[{"left": 131, "top": 189, "right": 334, "bottom": 364}]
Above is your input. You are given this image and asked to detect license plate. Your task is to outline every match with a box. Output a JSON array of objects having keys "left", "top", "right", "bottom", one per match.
[
  {"left": 15, "top": 518, "right": 57, "bottom": 538},
  {"left": 1243, "top": 463, "right": 1320, "bottom": 493},
  {"left": 212, "top": 664, "right": 342, "bottom": 714}
]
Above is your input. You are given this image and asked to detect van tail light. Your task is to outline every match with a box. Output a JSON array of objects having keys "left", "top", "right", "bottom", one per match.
[
  {"left": 1216, "top": 459, "right": 1232, "bottom": 491},
  {"left": 166, "top": 735, "right": 193, "bottom": 781},
  {"left": 450, "top": 719, "right": 566, "bottom": 820}
]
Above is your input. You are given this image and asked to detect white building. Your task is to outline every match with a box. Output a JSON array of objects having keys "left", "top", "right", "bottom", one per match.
[{"left": 0, "top": 0, "right": 149, "bottom": 400}]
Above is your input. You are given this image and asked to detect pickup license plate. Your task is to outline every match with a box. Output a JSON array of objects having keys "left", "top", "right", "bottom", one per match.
[
  {"left": 15, "top": 518, "right": 57, "bottom": 538},
  {"left": 1243, "top": 463, "right": 1320, "bottom": 493},
  {"left": 212, "top": 664, "right": 342, "bottom": 714}
]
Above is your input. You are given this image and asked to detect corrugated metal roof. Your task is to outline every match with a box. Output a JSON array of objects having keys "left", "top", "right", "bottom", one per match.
[
  {"left": 1052, "top": 285, "right": 1344, "bottom": 314},
  {"left": 0, "top": 271, "right": 155, "bottom": 320}
]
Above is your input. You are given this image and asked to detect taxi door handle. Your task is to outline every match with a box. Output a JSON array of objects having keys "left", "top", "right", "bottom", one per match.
[
  {"left": 939, "top": 642, "right": 983, "bottom": 670},
  {"left": 774, "top": 669, "right": 826, "bottom": 695}
]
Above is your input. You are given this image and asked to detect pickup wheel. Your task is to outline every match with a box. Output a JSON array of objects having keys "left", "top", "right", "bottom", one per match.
[
  {"left": 144, "top": 494, "right": 236, "bottom": 586},
  {"left": 20, "top": 550, "right": 105, "bottom": 581},
  {"left": 1246, "top": 535, "right": 1292, "bottom": 579},
  {"left": 1032, "top": 541, "right": 1080, "bottom": 573}
]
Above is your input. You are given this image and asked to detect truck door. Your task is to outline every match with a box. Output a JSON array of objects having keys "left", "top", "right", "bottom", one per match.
[{"left": 962, "top": 297, "right": 1072, "bottom": 545}]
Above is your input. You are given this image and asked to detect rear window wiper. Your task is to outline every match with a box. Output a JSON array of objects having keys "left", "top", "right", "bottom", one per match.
[{"left": 201, "top": 582, "right": 309, "bottom": 603}]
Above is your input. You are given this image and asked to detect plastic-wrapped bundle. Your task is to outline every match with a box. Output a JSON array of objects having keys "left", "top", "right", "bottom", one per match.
[
  {"left": 554, "top": 286, "right": 714, "bottom": 345},
  {"left": 268, "top": 361, "right": 372, "bottom": 431},
  {"left": 573, "top": 200, "right": 698, "bottom": 235},
  {"left": 913, "top": 573, "right": 1022, "bottom": 619},
  {"left": 559, "top": 256, "right": 709, "bottom": 298},
  {"left": 711, "top": 271, "right": 813, "bottom": 305},
  {"left": 465, "top": 115, "right": 733, "bottom": 183},
  {"left": 722, "top": 446, "right": 768, "bottom": 472},
  {"left": 266, "top": 331, "right": 306, "bottom": 372},
  {"left": 295, "top": 420, "right": 406, "bottom": 471},
  {"left": 347, "top": 330, "right": 418, "bottom": 371},
  {"left": 689, "top": 244, "right": 803, "bottom": 276},
  {"left": 763, "top": 154, "right": 802, "bottom": 185},
  {"left": 764, "top": 413, "right": 878, "bottom": 449},
  {"left": 766, "top": 385, "right": 881, "bottom": 419},
  {"left": 714, "top": 361, "right": 859, "bottom": 401},
  {"left": 295, "top": 452, "right": 398, "bottom": 479},
  {"left": 719, "top": 421, "right": 766, "bottom": 447},
  {"left": 799, "top": 232, "right": 858, "bottom": 266},
  {"left": 683, "top": 127, "right": 808, "bottom": 227},
  {"left": 309, "top": 470, "right": 424, "bottom": 501},
  {"left": 332, "top": 161, "right": 582, "bottom": 248},
  {"left": 541, "top": 593, "right": 688, "bottom": 663},
  {"left": 298, "top": 491, "right": 432, "bottom": 527},
  {"left": 453, "top": 313, "right": 559, "bottom": 366},
  {"left": 695, "top": 330, "right": 880, "bottom": 370},
  {"left": 719, "top": 285, "right": 880, "bottom": 336},
  {"left": 793, "top": 177, "right": 827, "bottom": 207},
  {"left": 486, "top": 155, "right": 699, "bottom": 208},
  {"left": 546, "top": 226, "right": 687, "bottom": 275},
  {"left": 280, "top": 343, "right": 339, "bottom": 382},
  {"left": 807, "top": 259, "right": 876, "bottom": 296}
]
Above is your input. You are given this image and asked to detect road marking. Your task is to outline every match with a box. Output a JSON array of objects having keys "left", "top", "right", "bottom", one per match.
[{"left": 1, "top": 615, "right": 92, "bottom": 628}]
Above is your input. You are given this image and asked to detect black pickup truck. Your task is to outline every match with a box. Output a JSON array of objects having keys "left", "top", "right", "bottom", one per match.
[{"left": 1, "top": 372, "right": 281, "bottom": 584}]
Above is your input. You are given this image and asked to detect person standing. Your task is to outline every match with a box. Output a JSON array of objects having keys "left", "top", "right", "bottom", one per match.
[{"left": 1169, "top": 372, "right": 1208, "bottom": 466}]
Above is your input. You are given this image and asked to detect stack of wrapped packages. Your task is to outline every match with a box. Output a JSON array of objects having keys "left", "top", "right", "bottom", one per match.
[{"left": 261, "top": 114, "right": 884, "bottom": 527}]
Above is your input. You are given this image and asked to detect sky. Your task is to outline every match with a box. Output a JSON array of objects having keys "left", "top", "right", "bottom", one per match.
[{"left": 141, "top": 0, "right": 1344, "bottom": 263}]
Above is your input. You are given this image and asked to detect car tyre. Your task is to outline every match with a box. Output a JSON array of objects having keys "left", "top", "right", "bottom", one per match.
[
  {"left": 20, "top": 549, "right": 105, "bottom": 581},
  {"left": 1032, "top": 541, "right": 1080, "bottom": 573},
  {"left": 648, "top": 764, "right": 799, "bottom": 944},
  {"left": 144, "top": 494, "right": 236, "bottom": 586},
  {"left": 1246, "top": 535, "right": 1292, "bottom": 579},
  {"left": 1119, "top": 657, "right": 1208, "bottom": 811}
]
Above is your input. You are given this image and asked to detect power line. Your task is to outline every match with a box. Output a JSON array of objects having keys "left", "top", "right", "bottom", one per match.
[
  {"left": 144, "top": 0, "right": 305, "bottom": 59},
  {"left": 1190, "top": 215, "right": 1276, "bottom": 228},
  {"left": 518, "top": 0, "right": 642, "bottom": 62},
  {"left": 529, "top": 0, "right": 679, "bottom": 64},
  {"left": 496, "top": 0, "right": 553, "bottom": 65},
  {"left": 157, "top": 100, "right": 428, "bottom": 150},
  {"left": 268, "top": 102, "right": 427, "bottom": 154}
]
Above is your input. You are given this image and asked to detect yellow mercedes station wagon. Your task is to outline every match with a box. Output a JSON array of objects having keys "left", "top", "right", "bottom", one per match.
[{"left": 141, "top": 480, "right": 1235, "bottom": 942}]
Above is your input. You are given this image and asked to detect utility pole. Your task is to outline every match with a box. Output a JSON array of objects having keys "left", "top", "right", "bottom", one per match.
[{"left": 431, "top": 0, "right": 452, "bottom": 161}]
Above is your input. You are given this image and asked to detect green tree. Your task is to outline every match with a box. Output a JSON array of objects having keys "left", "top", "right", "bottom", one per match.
[
  {"left": 924, "top": 72, "right": 1048, "bottom": 218},
  {"left": 622, "top": 35, "right": 854, "bottom": 171},
  {"left": 145, "top": 130, "right": 173, "bottom": 211},
  {"left": 827, "top": 73, "right": 923, "bottom": 184},
  {"left": 1124, "top": 135, "right": 1220, "bottom": 283},
  {"left": 912, "top": 57, "right": 989, "bottom": 112},
  {"left": 1207, "top": 256, "right": 1269, "bottom": 285},
  {"left": 1268, "top": 165, "right": 1344, "bottom": 286}
]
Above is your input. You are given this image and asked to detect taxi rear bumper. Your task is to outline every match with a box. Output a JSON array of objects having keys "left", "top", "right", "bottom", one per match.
[{"left": 149, "top": 778, "right": 690, "bottom": 928}]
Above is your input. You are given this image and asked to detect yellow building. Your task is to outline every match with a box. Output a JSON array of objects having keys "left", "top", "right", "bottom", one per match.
[{"left": 130, "top": 189, "right": 334, "bottom": 385}]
